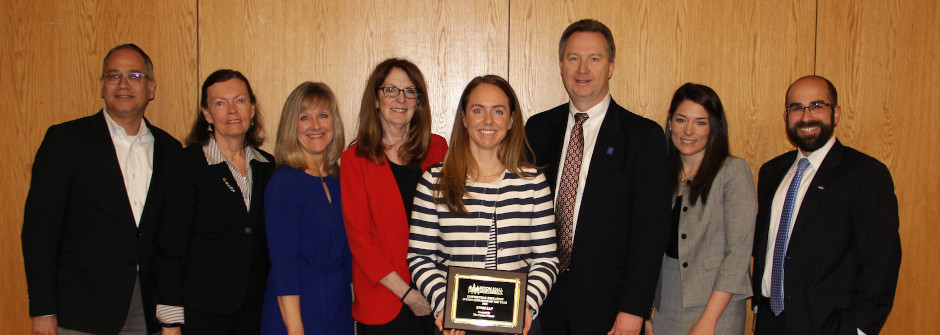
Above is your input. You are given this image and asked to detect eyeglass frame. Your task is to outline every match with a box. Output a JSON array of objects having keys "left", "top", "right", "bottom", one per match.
[
  {"left": 101, "top": 71, "right": 151, "bottom": 85},
  {"left": 786, "top": 101, "right": 833, "bottom": 116},
  {"left": 378, "top": 86, "right": 420, "bottom": 99}
]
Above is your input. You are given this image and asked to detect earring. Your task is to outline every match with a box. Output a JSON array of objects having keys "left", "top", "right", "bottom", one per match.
[
  {"left": 251, "top": 118, "right": 254, "bottom": 126},
  {"left": 207, "top": 123, "right": 213, "bottom": 132}
]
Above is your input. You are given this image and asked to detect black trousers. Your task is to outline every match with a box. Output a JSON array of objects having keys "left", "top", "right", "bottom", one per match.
[
  {"left": 755, "top": 297, "right": 789, "bottom": 335},
  {"left": 539, "top": 272, "right": 646, "bottom": 335}
]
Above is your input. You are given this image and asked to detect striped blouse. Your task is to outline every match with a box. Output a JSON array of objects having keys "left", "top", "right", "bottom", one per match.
[{"left": 408, "top": 164, "right": 559, "bottom": 317}]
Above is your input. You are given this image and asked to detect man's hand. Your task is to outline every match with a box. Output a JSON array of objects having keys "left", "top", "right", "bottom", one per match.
[
  {"left": 161, "top": 327, "right": 182, "bottom": 335},
  {"left": 607, "top": 312, "right": 643, "bottom": 335},
  {"left": 644, "top": 318, "right": 655, "bottom": 335},
  {"left": 31, "top": 315, "right": 57, "bottom": 335}
]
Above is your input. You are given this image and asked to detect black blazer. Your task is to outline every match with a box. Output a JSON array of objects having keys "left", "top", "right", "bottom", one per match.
[
  {"left": 752, "top": 140, "right": 901, "bottom": 334},
  {"left": 154, "top": 144, "right": 274, "bottom": 315},
  {"left": 22, "top": 111, "right": 181, "bottom": 334},
  {"left": 525, "top": 100, "right": 671, "bottom": 328}
]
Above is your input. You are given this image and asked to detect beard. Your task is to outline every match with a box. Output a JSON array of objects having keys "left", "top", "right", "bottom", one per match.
[{"left": 787, "top": 119, "right": 834, "bottom": 152}]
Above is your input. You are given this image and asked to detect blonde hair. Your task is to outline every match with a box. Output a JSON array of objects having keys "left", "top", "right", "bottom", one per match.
[
  {"left": 274, "top": 82, "right": 345, "bottom": 177},
  {"left": 435, "top": 75, "right": 534, "bottom": 215}
]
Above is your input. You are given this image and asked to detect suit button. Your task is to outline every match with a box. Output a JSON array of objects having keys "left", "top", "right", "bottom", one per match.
[
  {"left": 682, "top": 207, "right": 688, "bottom": 212},
  {"left": 245, "top": 227, "right": 252, "bottom": 234},
  {"left": 682, "top": 262, "right": 688, "bottom": 268},
  {"left": 136, "top": 231, "right": 142, "bottom": 239},
  {"left": 681, "top": 234, "right": 687, "bottom": 239}
]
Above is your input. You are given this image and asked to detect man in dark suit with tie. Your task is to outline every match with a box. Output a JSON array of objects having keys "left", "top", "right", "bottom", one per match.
[
  {"left": 22, "top": 44, "right": 181, "bottom": 335},
  {"left": 751, "top": 75, "right": 901, "bottom": 334},
  {"left": 526, "top": 19, "right": 671, "bottom": 335}
]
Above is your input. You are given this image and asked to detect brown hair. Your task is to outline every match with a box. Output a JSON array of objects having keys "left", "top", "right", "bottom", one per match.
[
  {"left": 274, "top": 82, "right": 345, "bottom": 178},
  {"left": 558, "top": 19, "right": 616, "bottom": 62},
  {"left": 435, "top": 75, "right": 535, "bottom": 215},
  {"left": 665, "top": 83, "right": 729, "bottom": 205},
  {"left": 352, "top": 58, "right": 432, "bottom": 168},
  {"left": 185, "top": 69, "right": 265, "bottom": 147}
]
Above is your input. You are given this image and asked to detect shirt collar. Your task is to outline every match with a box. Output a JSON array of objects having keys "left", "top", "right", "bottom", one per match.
[
  {"left": 203, "top": 137, "right": 269, "bottom": 165},
  {"left": 797, "top": 135, "right": 837, "bottom": 171},
  {"left": 568, "top": 93, "right": 611, "bottom": 121},
  {"left": 103, "top": 106, "right": 151, "bottom": 139}
]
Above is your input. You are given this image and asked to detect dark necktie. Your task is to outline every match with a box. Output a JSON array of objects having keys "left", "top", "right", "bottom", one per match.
[
  {"left": 771, "top": 158, "right": 811, "bottom": 315},
  {"left": 556, "top": 113, "right": 589, "bottom": 270}
]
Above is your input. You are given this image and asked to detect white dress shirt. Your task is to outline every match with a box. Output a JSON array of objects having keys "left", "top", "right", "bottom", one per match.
[
  {"left": 103, "top": 108, "right": 154, "bottom": 226},
  {"left": 554, "top": 93, "right": 611, "bottom": 241}
]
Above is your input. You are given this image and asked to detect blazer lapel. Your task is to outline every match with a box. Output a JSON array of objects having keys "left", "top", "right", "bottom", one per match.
[
  {"left": 790, "top": 140, "right": 844, "bottom": 239},
  {"left": 88, "top": 111, "right": 138, "bottom": 229},
  {"left": 209, "top": 162, "right": 249, "bottom": 215},
  {"left": 138, "top": 120, "right": 166, "bottom": 231},
  {"left": 576, "top": 101, "right": 624, "bottom": 231},
  {"left": 246, "top": 159, "right": 271, "bottom": 219},
  {"left": 543, "top": 106, "right": 570, "bottom": 192},
  {"left": 761, "top": 155, "right": 795, "bottom": 207},
  {"left": 756, "top": 153, "right": 794, "bottom": 257}
]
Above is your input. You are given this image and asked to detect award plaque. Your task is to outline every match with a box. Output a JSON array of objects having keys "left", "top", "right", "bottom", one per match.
[{"left": 443, "top": 266, "right": 527, "bottom": 334}]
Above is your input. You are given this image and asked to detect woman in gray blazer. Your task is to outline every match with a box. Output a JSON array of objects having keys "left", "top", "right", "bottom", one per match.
[{"left": 648, "top": 83, "right": 756, "bottom": 335}]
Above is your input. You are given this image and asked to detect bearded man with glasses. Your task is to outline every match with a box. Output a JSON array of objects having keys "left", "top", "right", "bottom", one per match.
[{"left": 751, "top": 75, "right": 901, "bottom": 335}]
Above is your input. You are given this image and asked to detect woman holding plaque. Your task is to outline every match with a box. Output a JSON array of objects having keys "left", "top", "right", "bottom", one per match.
[
  {"left": 408, "top": 75, "right": 559, "bottom": 335},
  {"left": 647, "top": 83, "right": 755, "bottom": 335},
  {"left": 341, "top": 58, "right": 448, "bottom": 334}
]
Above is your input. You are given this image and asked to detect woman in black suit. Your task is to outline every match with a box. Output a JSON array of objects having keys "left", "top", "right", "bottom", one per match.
[{"left": 154, "top": 69, "right": 275, "bottom": 334}]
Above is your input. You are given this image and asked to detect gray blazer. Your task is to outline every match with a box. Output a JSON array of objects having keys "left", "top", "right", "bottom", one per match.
[{"left": 656, "top": 156, "right": 756, "bottom": 308}]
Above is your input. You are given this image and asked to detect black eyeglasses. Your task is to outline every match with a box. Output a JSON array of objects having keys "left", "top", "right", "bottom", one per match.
[
  {"left": 786, "top": 102, "right": 832, "bottom": 115},
  {"left": 378, "top": 86, "right": 419, "bottom": 99},
  {"left": 101, "top": 71, "right": 150, "bottom": 85}
]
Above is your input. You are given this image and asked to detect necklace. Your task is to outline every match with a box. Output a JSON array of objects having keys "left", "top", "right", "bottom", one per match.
[
  {"left": 474, "top": 170, "right": 504, "bottom": 178},
  {"left": 470, "top": 169, "right": 504, "bottom": 182},
  {"left": 679, "top": 168, "right": 697, "bottom": 185}
]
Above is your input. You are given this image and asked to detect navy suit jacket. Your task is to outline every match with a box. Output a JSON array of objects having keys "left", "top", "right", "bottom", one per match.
[
  {"left": 752, "top": 140, "right": 901, "bottom": 334},
  {"left": 22, "top": 110, "right": 181, "bottom": 334},
  {"left": 525, "top": 99, "right": 671, "bottom": 330}
]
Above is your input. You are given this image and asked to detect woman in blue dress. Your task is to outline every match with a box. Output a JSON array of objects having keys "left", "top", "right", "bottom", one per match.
[{"left": 261, "top": 82, "right": 353, "bottom": 334}]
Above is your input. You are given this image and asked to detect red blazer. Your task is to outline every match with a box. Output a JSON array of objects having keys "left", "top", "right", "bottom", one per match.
[{"left": 340, "top": 134, "right": 447, "bottom": 324}]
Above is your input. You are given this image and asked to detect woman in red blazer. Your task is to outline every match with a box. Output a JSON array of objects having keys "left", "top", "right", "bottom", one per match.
[{"left": 341, "top": 58, "right": 447, "bottom": 334}]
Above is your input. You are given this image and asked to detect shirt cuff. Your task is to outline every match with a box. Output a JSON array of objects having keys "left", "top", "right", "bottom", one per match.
[{"left": 156, "top": 304, "right": 184, "bottom": 325}]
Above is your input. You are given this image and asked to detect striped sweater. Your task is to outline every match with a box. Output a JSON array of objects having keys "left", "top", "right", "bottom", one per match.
[{"left": 408, "top": 164, "right": 559, "bottom": 316}]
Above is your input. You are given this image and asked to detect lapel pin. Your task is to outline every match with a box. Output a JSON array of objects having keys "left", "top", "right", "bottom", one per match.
[
  {"left": 817, "top": 185, "right": 825, "bottom": 190},
  {"left": 222, "top": 177, "right": 236, "bottom": 193},
  {"left": 607, "top": 146, "right": 614, "bottom": 155}
]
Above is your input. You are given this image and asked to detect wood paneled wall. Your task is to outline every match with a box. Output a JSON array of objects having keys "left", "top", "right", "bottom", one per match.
[
  {"left": 509, "top": 0, "right": 817, "bottom": 178},
  {"left": 816, "top": 0, "right": 940, "bottom": 333},
  {"left": 197, "top": 1, "right": 507, "bottom": 152},
  {"left": 0, "top": 0, "right": 197, "bottom": 333},
  {"left": 1, "top": 0, "right": 935, "bottom": 333}
]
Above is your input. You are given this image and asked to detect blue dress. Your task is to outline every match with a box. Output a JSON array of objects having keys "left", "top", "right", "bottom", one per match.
[{"left": 261, "top": 165, "right": 353, "bottom": 334}]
